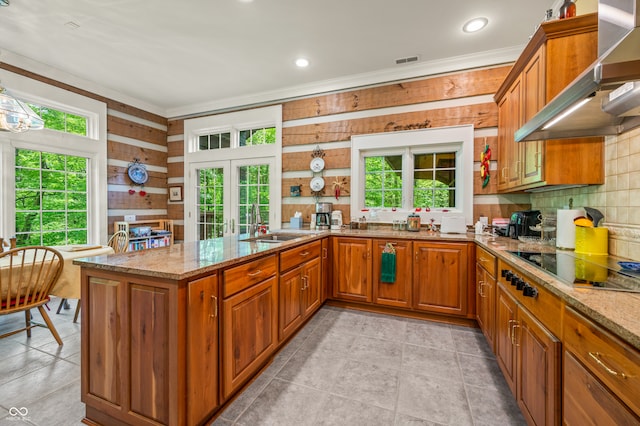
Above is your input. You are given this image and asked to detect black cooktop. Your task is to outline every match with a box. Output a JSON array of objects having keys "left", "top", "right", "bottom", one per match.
[{"left": 509, "top": 251, "right": 640, "bottom": 293}]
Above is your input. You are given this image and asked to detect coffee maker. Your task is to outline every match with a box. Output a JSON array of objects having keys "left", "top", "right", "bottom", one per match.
[
  {"left": 331, "top": 210, "right": 343, "bottom": 230},
  {"left": 315, "top": 202, "right": 332, "bottom": 230}
]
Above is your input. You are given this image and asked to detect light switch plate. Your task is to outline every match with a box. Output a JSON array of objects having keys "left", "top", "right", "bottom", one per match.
[{"left": 124, "top": 215, "right": 136, "bottom": 222}]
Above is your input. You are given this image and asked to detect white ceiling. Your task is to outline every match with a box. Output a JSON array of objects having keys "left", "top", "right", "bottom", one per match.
[{"left": 0, "top": 0, "right": 558, "bottom": 117}]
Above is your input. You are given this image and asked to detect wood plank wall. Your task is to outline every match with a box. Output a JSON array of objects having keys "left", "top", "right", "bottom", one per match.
[
  {"left": 0, "top": 63, "right": 170, "bottom": 239},
  {"left": 168, "top": 65, "right": 532, "bottom": 237}
]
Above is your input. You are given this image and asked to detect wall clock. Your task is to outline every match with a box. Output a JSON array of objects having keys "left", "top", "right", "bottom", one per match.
[
  {"left": 127, "top": 159, "right": 149, "bottom": 185},
  {"left": 310, "top": 176, "right": 325, "bottom": 192}
]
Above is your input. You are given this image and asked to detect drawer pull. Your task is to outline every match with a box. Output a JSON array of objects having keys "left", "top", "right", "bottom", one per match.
[
  {"left": 299, "top": 251, "right": 310, "bottom": 257},
  {"left": 210, "top": 295, "right": 218, "bottom": 319},
  {"left": 478, "top": 280, "right": 485, "bottom": 298},
  {"left": 247, "top": 269, "right": 262, "bottom": 277},
  {"left": 589, "top": 352, "right": 627, "bottom": 379}
]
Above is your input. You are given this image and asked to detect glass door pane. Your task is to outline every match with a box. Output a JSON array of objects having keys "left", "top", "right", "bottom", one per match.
[
  {"left": 234, "top": 162, "right": 270, "bottom": 235},
  {"left": 195, "top": 162, "right": 230, "bottom": 240}
]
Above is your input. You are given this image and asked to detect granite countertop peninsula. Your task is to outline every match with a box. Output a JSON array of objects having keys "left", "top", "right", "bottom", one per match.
[{"left": 75, "top": 227, "right": 640, "bottom": 350}]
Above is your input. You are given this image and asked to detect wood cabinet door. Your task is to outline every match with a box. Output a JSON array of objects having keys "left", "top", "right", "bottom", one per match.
[
  {"left": 497, "top": 94, "right": 512, "bottom": 192},
  {"left": 516, "top": 305, "right": 561, "bottom": 426},
  {"left": 222, "top": 276, "right": 278, "bottom": 400},
  {"left": 279, "top": 266, "right": 303, "bottom": 341},
  {"left": 321, "top": 237, "right": 330, "bottom": 303},
  {"left": 372, "top": 239, "right": 412, "bottom": 308},
  {"left": 332, "top": 237, "right": 372, "bottom": 302},
  {"left": 187, "top": 274, "right": 219, "bottom": 424},
  {"left": 412, "top": 242, "right": 468, "bottom": 316},
  {"left": 496, "top": 284, "right": 518, "bottom": 395},
  {"left": 302, "top": 256, "right": 322, "bottom": 318},
  {"left": 475, "top": 264, "right": 495, "bottom": 352},
  {"left": 521, "top": 48, "right": 544, "bottom": 186},
  {"left": 563, "top": 351, "right": 640, "bottom": 426},
  {"left": 507, "top": 76, "right": 523, "bottom": 188}
]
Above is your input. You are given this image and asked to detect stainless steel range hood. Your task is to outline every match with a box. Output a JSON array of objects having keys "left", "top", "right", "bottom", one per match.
[{"left": 516, "top": 0, "right": 640, "bottom": 141}]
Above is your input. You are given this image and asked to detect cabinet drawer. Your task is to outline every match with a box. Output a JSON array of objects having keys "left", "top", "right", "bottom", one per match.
[
  {"left": 224, "top": 255, "right": 277, "bottom": 297},
  {"left": 476, "top": 246, "right": 496, "bottom": 277},
  {"left": 280, "top": 240, "right": 321, "bottom": 272},
  {"left": 564, "top": 307, "right": 640, "bottom": 416}
]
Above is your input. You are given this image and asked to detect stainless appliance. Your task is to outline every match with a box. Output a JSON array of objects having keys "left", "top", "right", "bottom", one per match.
[
  {"left": 315, "top": 202, "right": 332, "bottom": 230},
  {"left": 516, "top": 0, "right": 640, "bottom": 141},
  {"left": 508, "top": 210, "right": 542, "bottom": 239}
]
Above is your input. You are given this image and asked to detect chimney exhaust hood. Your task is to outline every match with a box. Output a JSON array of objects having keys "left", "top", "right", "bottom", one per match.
[{"left": 516, "top": 0, "right": 640, "bottom": 141}]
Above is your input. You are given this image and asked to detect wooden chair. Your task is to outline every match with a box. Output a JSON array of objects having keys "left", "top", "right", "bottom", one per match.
[
  {"left": 108, "top": 230, "right": 130, "bottom": 253},
  {"left": 0, "top": 246, "right": 64, "bottom": 345}
]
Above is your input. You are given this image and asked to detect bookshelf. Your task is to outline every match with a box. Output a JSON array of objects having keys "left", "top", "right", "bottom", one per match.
[{"left": 114, "top": 219, "right": 174, "bottom": 251}]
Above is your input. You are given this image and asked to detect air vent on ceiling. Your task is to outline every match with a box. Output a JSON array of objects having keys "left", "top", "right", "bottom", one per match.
[{"left": 395, "top": 56, "right": 419, "bottom": 65}]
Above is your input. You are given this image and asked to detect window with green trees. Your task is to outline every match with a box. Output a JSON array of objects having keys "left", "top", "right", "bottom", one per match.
[
  {"left": 364, "top": 155, "right": 403, "bottom": 207},
  {"left": 239, "top": 127, "right": 276, "bottom": 146},
  {"left": 15, "top": 148, "right": 88, "bottom": 246},
  {"left": 414, "top": 152, "right": 456, "bottom": 208},
  {"left": 27, "top": 103, "right": 87, "bottom": 136}
]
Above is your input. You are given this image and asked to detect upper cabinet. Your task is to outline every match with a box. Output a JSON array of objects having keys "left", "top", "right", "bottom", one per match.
[{"left": 495, "top": 13, "right": 604, "bottom": 192}]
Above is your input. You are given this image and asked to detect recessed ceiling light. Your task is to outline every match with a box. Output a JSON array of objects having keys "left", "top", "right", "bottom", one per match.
[
  {"left": 237, "top": 0, "right": 254, "bottom": 3},
  {"left": 295, "top": 58, "right": 309, "bottom": 68},
  {"left": 463, "top": 17, "right": 488, "bottom": 33}
]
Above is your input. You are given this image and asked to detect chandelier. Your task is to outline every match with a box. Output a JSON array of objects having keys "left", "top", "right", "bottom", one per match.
[{"left": 0, "top": 86, "right": 45, "bottom": 133}]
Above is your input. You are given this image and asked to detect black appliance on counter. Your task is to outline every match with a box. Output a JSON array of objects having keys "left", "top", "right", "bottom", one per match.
[{"left": 508, "top": 210, "right": 541, "bottom": 239}]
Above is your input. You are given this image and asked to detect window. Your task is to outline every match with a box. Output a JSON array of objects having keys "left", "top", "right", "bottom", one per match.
[
  {"left": 0, "top": 70, "right": 108, "bottom": 246},
  {"left": 239, "top": 127, "right": 276, "bottom": 146},
  {"left": 199, "top": 131, "right": 231, "bottom": 151},
  {"left": 237, "top": 164, "right": 270, "bottom": 234},
  {"left": 15, "top": 149, "right": 88, "bottom": 245},
  {"left": 351, "top": 125, "right": 473, "bottom": 224},
  {"left": 27, "top": 103, "right": 88, "bottom": 136}
]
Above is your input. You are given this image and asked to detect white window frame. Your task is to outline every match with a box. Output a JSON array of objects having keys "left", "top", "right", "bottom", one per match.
[
  {"left": 0, "top": 70, "right": 108, "bottom": 245},
  {"left": 351, "top": 125, "right": 474, "bottom": 225},
  {"left": 183, "top": 105, "right": 282, "bottom": 241}
]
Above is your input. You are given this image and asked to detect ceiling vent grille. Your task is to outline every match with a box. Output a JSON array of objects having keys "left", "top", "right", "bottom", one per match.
[{"left": 395, "top": 56, "right": 419, "bottom": 65}]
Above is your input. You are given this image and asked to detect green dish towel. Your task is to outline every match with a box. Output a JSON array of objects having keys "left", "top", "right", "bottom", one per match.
[{"left": 380, "top": 252, "right": 396, "bottom": 283}]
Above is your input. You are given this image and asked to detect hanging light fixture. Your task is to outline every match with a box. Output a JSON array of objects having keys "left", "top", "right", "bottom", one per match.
[{"left": 0, "top": 86, "right": 45, "bottom": 133}]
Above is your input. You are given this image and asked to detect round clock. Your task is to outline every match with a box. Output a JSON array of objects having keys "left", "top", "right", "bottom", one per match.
[
  {"left": 128, "top": 163, "right": 149, "bottom": 185},
  {"left": 310, "top": 176, "right": 325, "bottom": 192},
  {"left": 310, "top": 157, "right": 325, "bottom": 173}
]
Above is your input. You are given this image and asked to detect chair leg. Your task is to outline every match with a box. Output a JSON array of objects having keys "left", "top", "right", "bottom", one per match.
[
  {"left": 73, "top": 300, "right": 81, "bottom": 323},
  {"left": 37, "top": 305, "right": 63, "bottom": 346},
  {"left": 56, "top": 298, "right": 67, "bottom": 314},
  {"left": 25, "top": 309, "right": 32, "bottom": 338}
]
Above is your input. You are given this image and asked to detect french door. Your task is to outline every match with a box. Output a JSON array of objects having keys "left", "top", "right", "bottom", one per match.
[{"left": 190, "top": 157, "right": 275, "bottom": 240}]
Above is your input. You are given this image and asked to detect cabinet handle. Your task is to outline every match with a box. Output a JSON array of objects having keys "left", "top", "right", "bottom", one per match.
[
  {"left": 247, "top": 269, "right": 262, "bottom": 277},
  {"left": 322, "top": 248, "right": 328, "bottom": 259},
  {"left": 535, "top": 151, "right": 542, "bottom": 168},
  {"left": 303, "top": 275, "right": 309, "bottom": 290},
  {"left": 508, "top": 319, "right": 518, "bottom": 345},
  {"left": 231, "top": 218, "right": 235, "bottom": 233},
  {"left": 224, "top": 220, "right": 228, "bottom": 234},
  {"left": 478, "top": 280, "right": 485, "bottom": 298},
  {"left": 210, "top": 295, "right": 218, "bottom": 319},
  {"left": 299, "top": 251, "right": 310, "bottom": 257},
  {"left": 588, "top": 352, "right": 627, "bottom": 379}
]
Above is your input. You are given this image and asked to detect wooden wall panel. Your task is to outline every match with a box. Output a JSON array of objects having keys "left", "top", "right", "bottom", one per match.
[
  {"left": 167, "top": 119, "right": 184, "bottom": 137},
  {"left": 108, "top": 141, "right": 167, "bottom": 168},
  {"left": 108, "top": 192, "right": 167, "bottom": 209},
  {"left": 108, "top": 165, "right": 166, "bottom": 188},
  {"left": 282, "top": 176, "right": 351, "bottom": 198},
  {"left": 108, "top": 116, "right": 167, "bottom": 147},
  {"left": 168, "top": 162, "right": 184, "bottom": 178},
  {"left": 282, "top": 103, "right": 498, "bottom": 146},
  {"left": 282, "top": 203, "right": 351, "bottom": 226},
  {"left": 167, "top": 140, "right": 184, "bottom": 157},
  {"left": 474, "top": 169, "right": 499, "bottom": 195},
  {"left": 282, "top": 148, "right": 350, "bottom": 172},
  {"left": 283, "top": 66, "right": 511, "bottom": 121},
  {"left": 474, "top": 136, "right": 498, "bottom": 161}
]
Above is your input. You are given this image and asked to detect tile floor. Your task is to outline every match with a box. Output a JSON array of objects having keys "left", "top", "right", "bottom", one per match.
[{"left": 0, "top": 299, "right": 526, "bottom": 426}]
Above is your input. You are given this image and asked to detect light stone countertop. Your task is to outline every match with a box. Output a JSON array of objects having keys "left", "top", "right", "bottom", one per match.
[{"left": 74, "top": 228, "right": 640, "bottom": 350}]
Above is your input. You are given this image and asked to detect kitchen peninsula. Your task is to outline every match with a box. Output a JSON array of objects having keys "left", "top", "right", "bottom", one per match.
[{"left": 76, "top": 230, "right": 640, "bottom": 425}]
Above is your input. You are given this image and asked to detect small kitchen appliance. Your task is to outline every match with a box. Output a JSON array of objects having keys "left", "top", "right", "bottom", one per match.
[
  {"left": 407, "top": 213, "right": 421, "bottom": 232},
  {"left": 508, "top": 210, "right": 542, "bottom": 239},
  {"left": 440, "top": 214, "right": 468, "bottom": 234},
  {"left": 330, "top": 210, "right": 343, "bottom": 230},
  {"left": 315, "top": 202, "right": 332, "bottom": 230}
]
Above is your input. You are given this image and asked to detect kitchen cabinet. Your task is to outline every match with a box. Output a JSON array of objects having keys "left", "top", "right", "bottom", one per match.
[
  {"left": 321, "top": 237, "right": 330, "bottom": 303},
  {"left": 81, "top": 269, "right": 219, "bottom": 426},
  {"left": 187, "top": 274, "right": 219, "bottom": 425},
  {"left": 475, "top": 246, "right": 496, "bottom": 351},
  {"left": 279, "top": 240, "right": 322, "bottom": 341},
  {"left": 221, "top": 255, "right": 278, "bottom": 400},
  {"left": 372, "top": 239, "right": 412, "bottom": 308},
  {"left": 332, "top": 237, "right": 372, "bottom": 302},
  {"left": 563, "top": 307, "right": 640, "bottom": 422},
  {"left": 495, "top": 13, "right": 603, "bottom": 192},
  {"left": 496, "top": 259, "right": 562, "bottom": 426},
  {"left": 413, "top": 241, "right": 470, "bottom": 316}
]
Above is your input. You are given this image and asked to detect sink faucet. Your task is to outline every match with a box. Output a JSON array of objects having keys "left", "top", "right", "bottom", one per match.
[{"left": 249, "top": 203, "right": 262, "bottom": 236}]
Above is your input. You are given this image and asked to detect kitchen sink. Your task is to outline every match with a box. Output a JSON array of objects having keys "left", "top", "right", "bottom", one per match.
[{"left": 240, "top": 233, "right": 311, "bottom": 243}]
